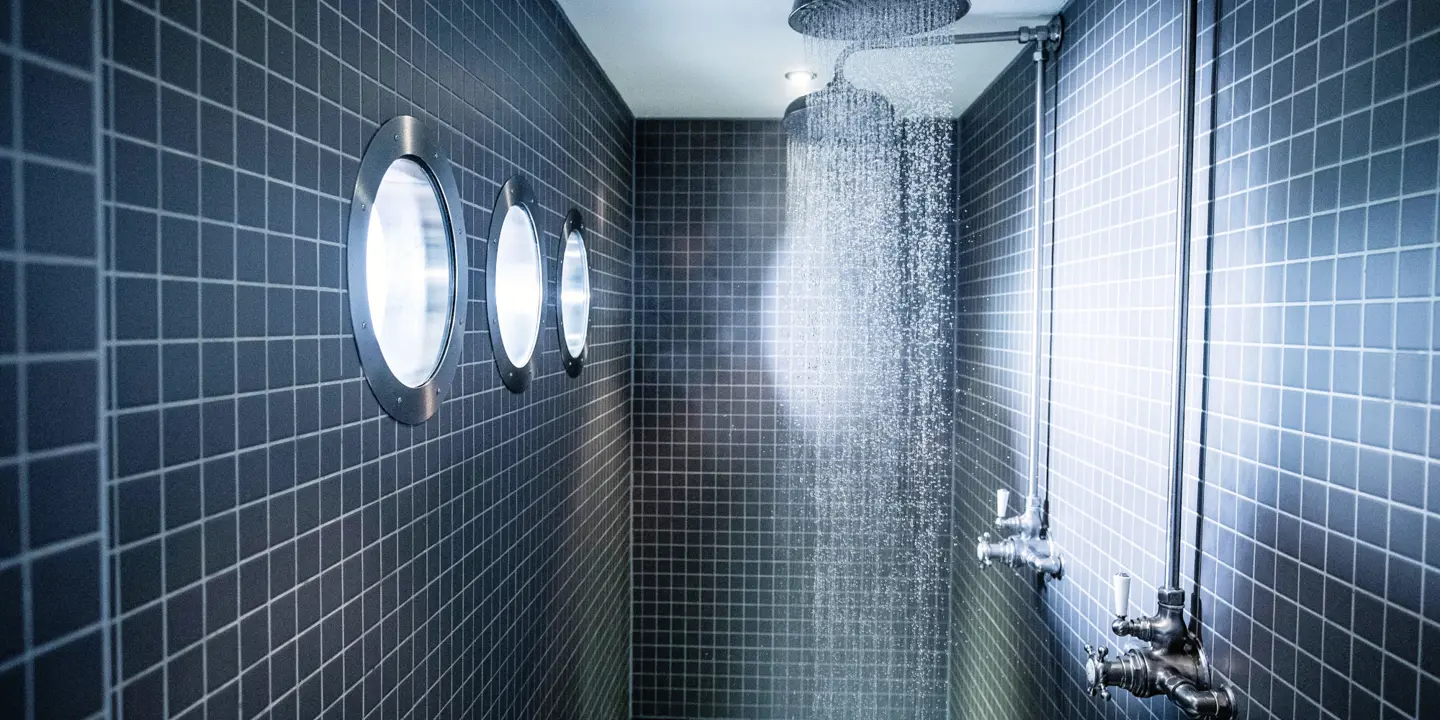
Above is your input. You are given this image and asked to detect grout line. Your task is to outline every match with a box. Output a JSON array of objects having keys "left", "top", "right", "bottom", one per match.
[{"left": 13, "top": 2, "right": 32, "bottom": 715}]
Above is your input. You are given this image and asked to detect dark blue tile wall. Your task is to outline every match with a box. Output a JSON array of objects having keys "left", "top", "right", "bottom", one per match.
[
  {"left": 631, "top": 119, "right": 953, "bottom": 719},
  {"left": 951, "top": 0, "right": 1439, "bottom": 718},
  {"left": 11, "top": 0, "right": 1434, "bottom": 718},
  {"left": 6, "top": 0, "right": 637, "bottom": 717},
  {"left": 102, "top": 0, "right": 635, "bottom": 716},
  {"left": 0, "top": 0, "right": 109, "bottom": 718},
  {"left": 949, "top": 39, "right": 1069, "bottom": 720},
  {"left": 630, "top": 119, "right": 821, "bottom": 719}
]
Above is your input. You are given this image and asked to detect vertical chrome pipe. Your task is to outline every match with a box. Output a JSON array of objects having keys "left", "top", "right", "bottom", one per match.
[
  {"left": 1026, "top": 45, "right": 1046, "bottom": 504},
  {"left": 1164, "top": 0, "right": 1199, "bottom": 590}
]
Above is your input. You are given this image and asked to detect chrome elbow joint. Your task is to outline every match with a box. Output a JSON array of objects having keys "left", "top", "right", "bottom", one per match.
[
  {"left": 1021, "top": 541, "right": 1063, "bottom": 577},
  {"left": 1162, "top": 673, "right": 1235, "bottom": 719}
]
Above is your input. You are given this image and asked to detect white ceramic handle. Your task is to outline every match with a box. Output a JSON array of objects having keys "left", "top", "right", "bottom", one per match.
[
  {"left": 995, "top": 489, "right": 1011, "bottom": 518},
  {"left": 1112, "top": 573, "right": 1131, "bottom": 618}
]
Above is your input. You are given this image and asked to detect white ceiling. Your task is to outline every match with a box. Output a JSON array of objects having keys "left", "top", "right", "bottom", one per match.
[{"left": 554, "top": 0, "right": 1067, "bottom": 119}]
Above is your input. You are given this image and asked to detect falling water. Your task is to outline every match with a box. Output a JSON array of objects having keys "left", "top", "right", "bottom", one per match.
[{"left": 769, "top": 5, "right": 955, "bottom": 717}]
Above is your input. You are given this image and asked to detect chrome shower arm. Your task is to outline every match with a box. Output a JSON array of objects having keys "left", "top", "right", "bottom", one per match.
[
  {"left": 832, "top": 20, "right": 1062, "bottom": 81},
  {"left": 835, "top": 20, "right": 1059, "bottom": 79}
]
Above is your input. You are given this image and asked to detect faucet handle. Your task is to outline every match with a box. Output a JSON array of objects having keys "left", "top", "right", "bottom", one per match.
[
  {"left": 995, "top": 488, "right": 1010, "bottom": 518},
  {"left": 1083, "top": 644, "right": 1111, "bottom": 700},
  {"left": 1111, "top": 572, "right": 1131, "bottom": 619}
]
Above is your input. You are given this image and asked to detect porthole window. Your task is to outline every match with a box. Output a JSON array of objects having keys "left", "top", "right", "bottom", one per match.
[
  {"left": 487, "top": 176, "right": 544, "bottom": 393},
  {"left": 346, "top": 115, "right": 467, "bottom": 425},
  {"left": 558, "top": 210, "right": 591, "bottom": 377},
  {"left": 366, "top": 159, "right": 451, "bottom": 386}
]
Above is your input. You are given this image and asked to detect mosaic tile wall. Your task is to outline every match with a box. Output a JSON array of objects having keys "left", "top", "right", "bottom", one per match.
[
  {"left": 631, "top": 119, "right": 954, "bottom": 719},
  {"left": 5, "top": 0, "right": 637, "bottom": 717},
  {"left": 950, "top": 37, "right": 1069, "bottom": 720},
  {"left": 630, "top": 119, "right": 817, "bottom": 719},
  {"left": 950, "top": 0, "right": 1440, "bottom": 718},
  {"left": 0, "top": 0, "right": 109, "bottom": 718}
]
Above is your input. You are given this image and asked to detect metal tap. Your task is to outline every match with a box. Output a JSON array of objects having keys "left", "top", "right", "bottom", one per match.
[
  {"left": 994, "top": 489, "right": 1044, "bottom": 536},
  {"left": 975, "top": 489, "right": 1062, "bottom": 579},
  {"left": 1084, "top": 574, "right": 1234, "bottom": 719}
]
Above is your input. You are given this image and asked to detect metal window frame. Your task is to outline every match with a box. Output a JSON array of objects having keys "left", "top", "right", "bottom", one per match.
[
  {"left": 346, "top": 114, "right": 469, "bottom": 425},
  {"left": 487, "top": 175, "right": 544, "bottom": 393},
  {"left": 557, "top": 208, "right": 589, "bottom": 378}
]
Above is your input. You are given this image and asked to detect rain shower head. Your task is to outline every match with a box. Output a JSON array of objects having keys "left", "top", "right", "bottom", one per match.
[
  {"left": 788, "top": 0, "right": 972, "bottom": 40},
  {"left": 783, "top": 78, "right": 895, "bottom": 143}
]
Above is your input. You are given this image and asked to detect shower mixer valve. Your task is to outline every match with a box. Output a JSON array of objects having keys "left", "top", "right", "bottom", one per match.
[
  {"left": 975, "top": 488, "right": 1062, "bottom": 579},
  {"left": 1084, "top": 573, "right": 1234, "bottom": 719}
]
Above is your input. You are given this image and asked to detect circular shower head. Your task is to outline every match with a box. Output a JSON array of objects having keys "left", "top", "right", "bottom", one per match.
[
  {"left": 788, "top": 0, "right": 972, "bottom": 40},
  {"left": 783, "top": 78, "right": 895, "bottom": 144}
]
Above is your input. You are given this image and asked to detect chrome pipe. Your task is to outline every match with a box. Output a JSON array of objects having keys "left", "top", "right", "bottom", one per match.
[
  {"left": 1027, "top": 45, "right": 1046, "bottom": 503},
  {"left": 833, "top": 24, "right": 1059, "bottom": 81},
  {"left": 1164, "top": 0, "right": 1199, "bottom": 591},
  {"left": 975, "top": 17, "right": 1065, "bottom": 584},
  {"left": 1087, "top": 7, "right": 1234, "bottom": 717}
]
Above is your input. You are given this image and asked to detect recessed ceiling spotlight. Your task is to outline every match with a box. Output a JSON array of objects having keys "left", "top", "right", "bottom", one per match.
[{"left": 785, "top": 70, "right": 818, "bottom": 84}]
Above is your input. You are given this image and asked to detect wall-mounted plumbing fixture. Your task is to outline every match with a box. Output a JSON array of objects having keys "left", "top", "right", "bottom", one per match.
[
  {"left": 1084, "top": 576, "right": 1233, "bottom": 718},
  {"left": 1083, "top": 1, "right": 1233, "bottom": 716},
  {"left": 975, "top": 30, "right": 1063, "bottom": 582},
  {"left": 975, "top": 489, "right": 1061, "bottom": 577}
]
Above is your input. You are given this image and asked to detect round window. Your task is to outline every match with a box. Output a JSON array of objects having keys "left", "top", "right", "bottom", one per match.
[
  {"left": 365, "top": 158, "right": 452, "bottom": 387},
  {"left": 557, "top": 210, "right": 591, "bottom": 376},
  {"left": 347, "top": 116, "right": 467, "bottom": 425},
  {"left": 487, "top": 176, "right": 544, "bottom": 392}
]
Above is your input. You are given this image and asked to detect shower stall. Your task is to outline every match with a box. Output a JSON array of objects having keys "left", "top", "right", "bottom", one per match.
[{"left": 3, "top": 0, "right": 1435, "bottom": 719}]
